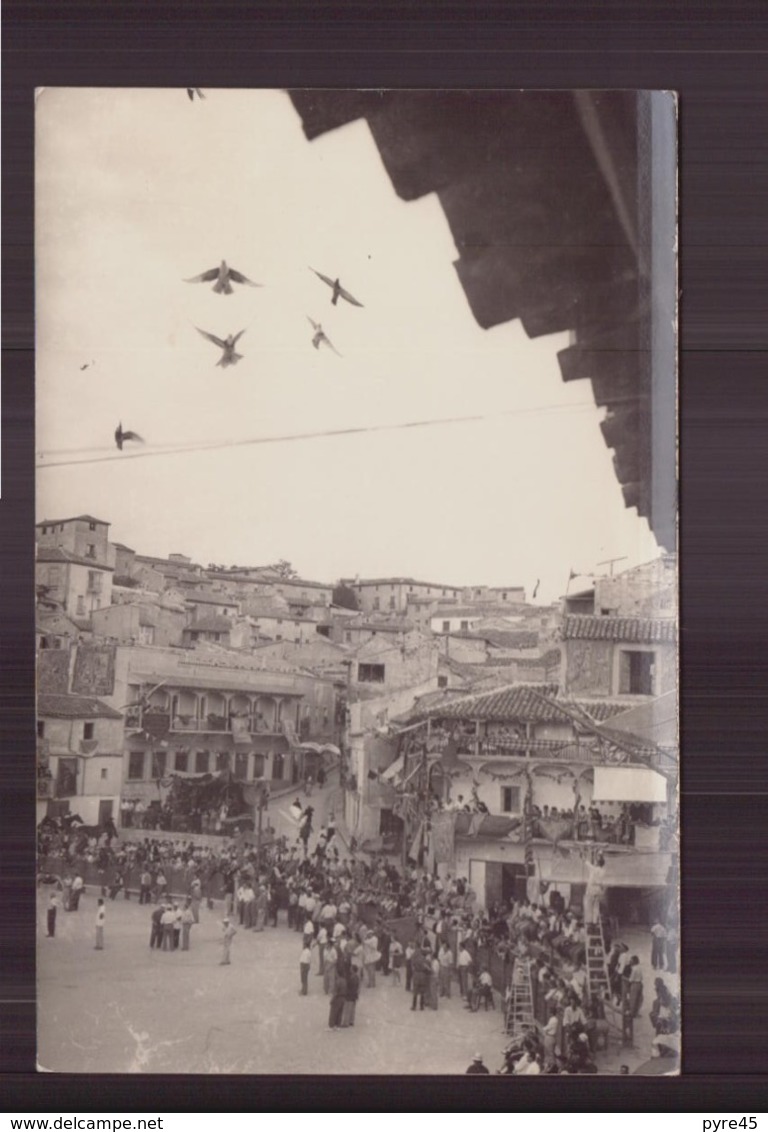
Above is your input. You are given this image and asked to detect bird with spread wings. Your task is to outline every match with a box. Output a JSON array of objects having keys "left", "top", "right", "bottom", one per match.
[
  {"left": 185, "top": 260, "right": 262, "bottom": 295},
  {"left": 309, "top": 268, "right": 363, "bottom": 308},
  {"left": 307, "top": 317, "right": 342, "bottom": 357},
  {"left": 196, "top": 328, "right": 246, "bottom": 367},
  {"left": 114, "top": 423, "right": 144, "bottom": 450}
]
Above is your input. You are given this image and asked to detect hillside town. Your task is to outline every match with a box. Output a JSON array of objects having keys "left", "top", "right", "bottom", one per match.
[{"left": 36, "top": 513, "right": 678, "bottom": 1075}]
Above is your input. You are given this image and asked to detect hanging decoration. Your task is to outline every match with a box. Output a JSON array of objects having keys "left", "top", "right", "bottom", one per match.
[{"left": 477, "top": 763, "right": 528, "bottom": 783}]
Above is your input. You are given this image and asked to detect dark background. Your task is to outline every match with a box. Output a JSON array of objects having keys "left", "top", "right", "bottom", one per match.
[{"left": 3, "top": 0, "right": 767, "bottom": 1111}]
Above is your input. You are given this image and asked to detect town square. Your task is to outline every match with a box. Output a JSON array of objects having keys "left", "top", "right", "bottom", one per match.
[{"left": 35, "top": 88, "right": 677, "bottom": 1077}]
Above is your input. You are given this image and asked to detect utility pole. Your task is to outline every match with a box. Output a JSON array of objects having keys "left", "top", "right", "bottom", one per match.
[{"left": 254, "top": 782, "right": 269, "bottom": 871}]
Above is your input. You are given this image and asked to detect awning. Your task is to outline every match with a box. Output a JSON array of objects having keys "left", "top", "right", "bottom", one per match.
[
  {"left": 299, "top": 742, "right": 341, "bottom": 756},
  {"left": 592, "top": 765, "right": 668, "bottom": 803},
  {"left": 380, "top": 754, "right": 405, "bottom": 783}
]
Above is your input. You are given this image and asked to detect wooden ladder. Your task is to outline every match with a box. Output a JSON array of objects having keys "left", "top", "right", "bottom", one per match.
[
  {"left": 585, "top": 919, "right": 611, "bottom": 1001},
  {"left": 585, "top": 918, "right": 625, "bottom": 1044},
  {"left": 505, "top": 957, "right": 536, "bottom": 1036}
]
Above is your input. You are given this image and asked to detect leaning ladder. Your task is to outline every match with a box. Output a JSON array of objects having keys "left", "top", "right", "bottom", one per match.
[
  {"left": 585, "top": 918, "right": 625, "bottom": 1044},
  {"left": 505, "top": 957, "right": 535, "bottom": 1036},
  {"left": 585, "top": 919, "right": 611, "bottom": 1001}
]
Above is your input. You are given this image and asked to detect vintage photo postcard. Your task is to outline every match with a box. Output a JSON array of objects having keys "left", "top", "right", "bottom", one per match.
[{"left": 35, "top": 88, "right": 678, "bottom": 1075}]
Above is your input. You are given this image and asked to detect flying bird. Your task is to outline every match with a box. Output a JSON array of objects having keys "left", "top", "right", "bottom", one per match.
[
  {"left": 79, "top": 360, "right": 95, "bottom": 371},
  {"left": 114, "top": 423, "right": 144, "bottom": 450},
  {"left": 197, "top": 328, "right": 246, "bottom": 367},
  {"left": 185, "top": 260, "right": 262, "bottom": 294},
  {"left": 532, "top": 579, "right": 540, "bottom": 599},
  {"left": 307, "top": 317, "right": 342, "bottom": 357},
  {"left": 309, "top": 268, "right": 363, "bottom": 308},
  {"left": 187, "top": 88, "right": 205, "bottom": 101}
]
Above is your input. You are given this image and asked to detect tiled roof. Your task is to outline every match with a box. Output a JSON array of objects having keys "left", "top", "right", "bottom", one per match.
[
  {"left": 402, "top": 683, "right": 630, "bottom": 725},
  {"left": 518, "top": 648, "right": 562, "bottom": 669},
  {"left": 348, "top": 620, "right": 415, "bottom": 633},
  {"left": 186, "top": 593, "right": 239, "bottom": 606},
  {"left": 38, "top": 694, "right": 123, "bottom": 720},
  {"left": 351, "top": 577, "right": 462, "bottom": 591},
  {"left": 37, "top": 515, "right": 110, "bottom": 527},
  {"left": 482, "top": 630, "right": 539, "bottom": 649},
  {"left": 184, "top": 615, "right": 233, "bottom": 633},
  {"left": 563, "top": 615, "right": 677, "bottom": 643},
  {"left": 36, "top": 547, "right": 115, "bottom": 571}
]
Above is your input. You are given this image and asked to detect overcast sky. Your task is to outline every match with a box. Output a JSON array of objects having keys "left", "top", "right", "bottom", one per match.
[{"left": 36, "top": 88, "right": 661, "bottom": 603}]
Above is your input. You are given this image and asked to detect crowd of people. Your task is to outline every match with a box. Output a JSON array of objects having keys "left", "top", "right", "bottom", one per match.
[{"left": 38, "top": 789, "right": 677, "bottom": 1074}]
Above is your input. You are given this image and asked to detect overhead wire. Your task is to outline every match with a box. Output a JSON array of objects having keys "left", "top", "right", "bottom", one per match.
[{"left": 36, "top": 399, "right": 598, "bottom": 470}]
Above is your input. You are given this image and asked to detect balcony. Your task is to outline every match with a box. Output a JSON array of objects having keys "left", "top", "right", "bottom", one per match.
[{"left": 125, "top": 703, "right": 290, "bottom": 737}]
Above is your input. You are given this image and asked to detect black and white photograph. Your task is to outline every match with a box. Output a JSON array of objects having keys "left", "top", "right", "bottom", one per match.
[{"left": 34, "top": 88, "right": 678, "bottom": 1076}]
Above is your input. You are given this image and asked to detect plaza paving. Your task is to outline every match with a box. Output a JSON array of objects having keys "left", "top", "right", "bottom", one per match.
[
  {"left": 37, "top": 891, "right": 503, "bottom": 1075},
  {"left": 37, "top": 776, "right": 678, "bottom": 1075}
]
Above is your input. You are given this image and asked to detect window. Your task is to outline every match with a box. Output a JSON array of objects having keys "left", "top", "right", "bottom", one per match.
[
  {"left": 38, "top": 721, "right": 45, "bottom": 738},
  {"left": 501, "top": 786, "right": 522, "bottom": 814},
  {"left": 442, "top": 621, "right": 450, "bottom": 632},
  {"left": 373, "top": 597, "right": 380, "bottom": 610},
  {"left": 76, "top": 597, "right": 86, "bottom": 616},
  {"left": 175, "top": 751, "right": 189, "bottom": 772},
  {"left": 460, "top": 621, "right": 469, "bottom": 631},
  {"left": 234, "top": 752, "right": 249, "bottom": 780},
  {"left": 86, "top": 544, "right": 97, "bottom": 559},
  {"left": 128, "top": 751, "right": 145, "bottom": 780},
  {"left": 502, "top": 592, "right": 507, "bottom": 600},
  {"left": 389, "top": 596, "right": 396, "bottom": 609},
  {"left": 88, "top": 522, "right": 97, "bottom": 531},
  {"left": 358, "top": 663, "right": 385, "bottom": 683},
  {"left": 151, "top": 751, "right": 167, "bottom": 779},
  {"left": 409, "top": 586, "right": 413, "bottom": 593},
  {"left": 195, "top": 750, "right": 210, "bottom": 774},
  {"left": 83, "top": 722, "right": 95, "bottom": 741},
  {"left": 277, "top": 619, "right": 283, "bottom": 625},
  {"left": 437, "top": 675, "right": 448, "bottom": 689},
  {"left": 252, "top": 754, "right": 265, "bottom": 778},
  {"left": 345, "top": 631, "right": 352, "bottom": 643},
  {"left": 41, "top": 525, "right": 48, "bottom": 534},
  {"left": 272, "top": 752, "right": 285, "bottom": 780},
  {"left": 100, "top": 768, "right": 108, "bottom": 780},
  {"left": 442, "top": 590, "right": 446, "bottom": 596},
  {"left": 618, "top": 650, "right": 655, "bottom": 695},
  {"left": 56, "top": 758, "right": 78, "bottom": 797}
]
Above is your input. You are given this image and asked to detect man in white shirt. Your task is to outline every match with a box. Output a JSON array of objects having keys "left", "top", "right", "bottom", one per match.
[
  {"left": 94, "top": 898, "right": 106, "bottom": 950},
  {"left": 299, "top": 944, "right": 312, "bottom": 995},
  {"left": 316, "top": 925, "right": 329, "bottom": 975},
  {"left": 438, "top": 942, "right": 454, "bottom": 998},
  {"left": 457, "top": 943, "right": 473, "bottom": 999}
]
